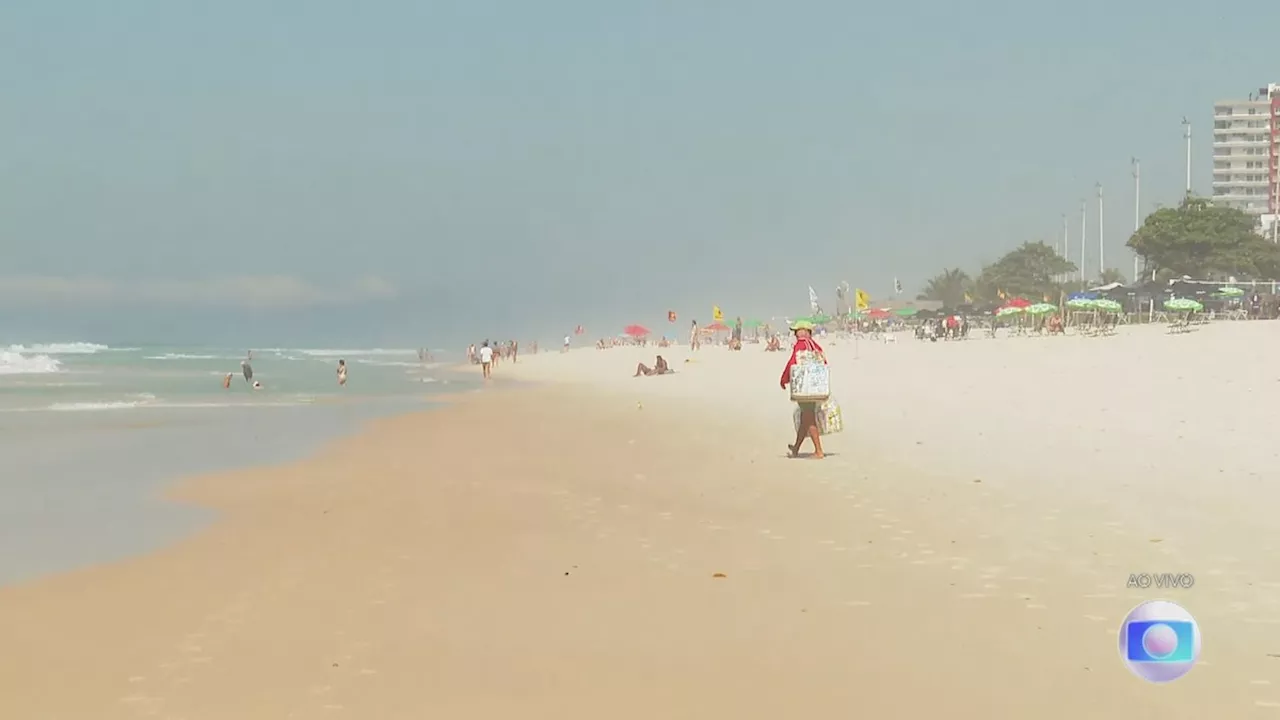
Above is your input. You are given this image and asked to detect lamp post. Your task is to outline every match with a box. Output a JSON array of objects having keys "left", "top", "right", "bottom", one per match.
[
  {"left": 1132, "top": 158, "right": 1141, "bottom": 280},
  {"left": 1182, "top": 117, "right": 1192, "bottom": 195},
  {"left": 1097, "top": 182, "right": 1105, "bottom": 282}
]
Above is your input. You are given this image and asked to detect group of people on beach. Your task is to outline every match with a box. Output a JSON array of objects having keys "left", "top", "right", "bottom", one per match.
[
  {"left": 469, "top": 339, "right": 526, "bottom": 379},
  {"left": 220, "top": 350, "right": 349, "bottom": 391}
]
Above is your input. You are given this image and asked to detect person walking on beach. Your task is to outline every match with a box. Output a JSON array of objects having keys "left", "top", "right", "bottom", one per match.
[
  {"left": 780, "top": 320, "right": 827, "bottom": 459},
  {"left": 690, "top": 320, "right": 700, "bottom": 351},
  {"left": 479, "top": 341, "right": 493, "bottom": 379},
  {"left": 563, "top": 334, "right": 571, "bottom": 353},
  {"left": 336, "top": 359, "right": 348, "bottom": 386}
]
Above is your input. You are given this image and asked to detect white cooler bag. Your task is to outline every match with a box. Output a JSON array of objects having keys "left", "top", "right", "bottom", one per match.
[{"left": 789, "top": 351, "right": 830, "bottom": 402}]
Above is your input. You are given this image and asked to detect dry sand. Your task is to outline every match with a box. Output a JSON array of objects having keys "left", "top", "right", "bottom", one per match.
[{"left": 4, "top": 322, "right": 1280, "bottom": 717}]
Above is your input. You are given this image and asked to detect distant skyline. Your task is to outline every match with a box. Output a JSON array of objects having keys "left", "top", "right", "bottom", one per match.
[{"left": 3, "top": 0, "right": 1277, "bottom": 346}]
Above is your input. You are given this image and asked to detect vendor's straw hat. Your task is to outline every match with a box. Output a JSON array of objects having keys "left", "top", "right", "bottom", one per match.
[{"left": 790, "top": 320, "right": 815, "bottom": 332}]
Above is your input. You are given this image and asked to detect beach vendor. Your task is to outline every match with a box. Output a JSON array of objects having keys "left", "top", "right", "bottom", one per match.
[{"left": 780, "top": 320, "right": 827, "bottom": 459}]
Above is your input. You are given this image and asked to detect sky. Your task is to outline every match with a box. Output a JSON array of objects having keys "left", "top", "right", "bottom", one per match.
[{"left": 1, "top": 0, "right": 1275, "bottom": 347}]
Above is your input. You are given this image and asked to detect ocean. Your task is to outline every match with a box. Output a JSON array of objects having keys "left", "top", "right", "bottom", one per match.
[{"left": 0, "top": 343, "right": 470, "bottom": 586}]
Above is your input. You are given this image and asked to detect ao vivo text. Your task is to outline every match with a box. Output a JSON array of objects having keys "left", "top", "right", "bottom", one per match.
[{"left": 1127, "top": 573, "right": 1195, "bottom": 589}]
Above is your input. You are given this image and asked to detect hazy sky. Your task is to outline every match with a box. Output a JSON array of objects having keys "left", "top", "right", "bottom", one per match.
[{"left": 2, "top": 0, "right": 1275, "bottom": 346}]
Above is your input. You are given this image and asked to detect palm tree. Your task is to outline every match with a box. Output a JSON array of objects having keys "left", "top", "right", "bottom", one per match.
[{"left": 917, "top": 268, "right": 972, "bottom": 307}]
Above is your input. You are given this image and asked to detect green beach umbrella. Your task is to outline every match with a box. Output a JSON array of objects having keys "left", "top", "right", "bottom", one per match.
[
  {"left": 742, "top": 318, "right": 765, "bottom": 329},
  {"left": 1094, "top": 299, "right": 1123, "bottom": 313},
  {"left": 1027, "top": 302, "right": 1057, "bottom": 315},
  {"left": 1216, "top": 286, "right": 1245, "bottom": 298},
  {"left": 809, "top": 313, "right": 833, "bottom": 325},
  {"left": 893, "top": 307, "right": 919, "bottom": 317},
  {"left": 1164, "top": 298, "right": 1203, "bottom": 312},
  {"left": 1066, "top": 298, "right": 1096, "bottom": 310},
  {"left": 995, "top": 306, "right": 1023, "bottom": 318}
]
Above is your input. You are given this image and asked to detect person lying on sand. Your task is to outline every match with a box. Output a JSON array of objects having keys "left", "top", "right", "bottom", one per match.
[{"left": 634, "top": 355, "right": 672, "bottom": 377}]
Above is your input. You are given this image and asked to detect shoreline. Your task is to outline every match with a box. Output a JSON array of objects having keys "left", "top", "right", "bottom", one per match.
[
  {"left": 4, "top": 327, "right": 1280, "bottom": 716},
  {"left": 0, "top": 386, "right": 465, "bottom": 587}
]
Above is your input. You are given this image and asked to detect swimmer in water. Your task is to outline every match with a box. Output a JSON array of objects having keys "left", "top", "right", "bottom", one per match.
[
  {"left": 337, "top": 359, "right": 347, "bottom": 386},
  {"left": 252, "top": 380, "right": 263, "bottom": 390},
  {"left": 223, "top": 373, "right": 233, "bottom": 389}
]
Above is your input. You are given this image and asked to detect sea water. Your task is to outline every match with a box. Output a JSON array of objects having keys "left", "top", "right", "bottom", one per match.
[{"left": 0, "top": 343, "right": 471, "bottom": 585}]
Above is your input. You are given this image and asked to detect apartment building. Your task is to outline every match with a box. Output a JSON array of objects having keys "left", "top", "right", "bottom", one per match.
[{"left": 1212, "top": 83, "right": 1280, "bottom": 232}]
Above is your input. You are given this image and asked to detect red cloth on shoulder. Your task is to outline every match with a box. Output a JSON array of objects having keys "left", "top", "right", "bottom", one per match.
[{"left": 780, "top": 337, "right": 825, "bottom": 389}]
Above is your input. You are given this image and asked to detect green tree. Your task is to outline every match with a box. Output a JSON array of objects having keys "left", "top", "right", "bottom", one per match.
[
  {"left": 973, "top": 242, "right": 1076, "bottom": 302},
  {"left": 1127, "top": 196, "right": 1280, "bottom": 280},
  {"left": 1095, "top": 268, "right": 1126, "bottom": 286},
  {"left": 916, "top": 268, "right": 972, "bottom": 307}
]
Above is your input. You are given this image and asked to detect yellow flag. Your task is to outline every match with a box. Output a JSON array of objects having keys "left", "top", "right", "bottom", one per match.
[
  {"left": 854, "top": 289, "right": 870, "bottom": 311},
  {"left": 964, "top": 292, "right": 973, "bottom": 303},
  {"left": 712, "top": 305, "right": 724, "bottom": 321},
  {"left": 998, "top": 289, "right": 1007, "bottom": 299}
]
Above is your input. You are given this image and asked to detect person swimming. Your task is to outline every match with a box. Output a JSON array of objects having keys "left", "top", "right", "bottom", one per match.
[{"left": 223, "top": 373, "right": 233, "bottom": 389}]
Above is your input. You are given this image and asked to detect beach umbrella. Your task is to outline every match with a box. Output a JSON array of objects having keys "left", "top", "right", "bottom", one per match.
[
  {"left": 808, "top": 313, "right": 833, "bottom": 325},
  {"left": 893, "top": 307, "right": 919, "bottom": 317},
  {"left": 1066, "top": 297, "right": 1096, "bottom": 310},
  {"left": 705, "top": 321, "right": 730, "bottom": 332},
  {"left": 1005, "top": 297, "right": 1032, "bottom": 308},
  {"left": 623, "top": 324, "right": 651, "bottom": 338},
  {"left": 995, "top": 306, "right": 1023, "bottom": 317},
  {"left": 1027, "top": 302, "right": 1057, "bottom": 315},
  {"left": 1164, "top": 298, "right": 1203, "bottom": 312},
  {"left": 1094, "top": 299, "right": 1123, "bottom": 313},
  {"left": 1215, "top": 286, "right": 1245, "bottom": 298},
  {"left": 867, "top": 308, "right": 891, "bottom": 320},
  {"left": 743, "top": 319, "right": 765, "bottom": 329}
]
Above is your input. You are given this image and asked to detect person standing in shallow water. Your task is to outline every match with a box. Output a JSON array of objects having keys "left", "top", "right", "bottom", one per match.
[
  {"left": 336, "top": 359, "right": 348, "bottom": 386},
  {"left": 241, "top": 353, "right": 254, "bottom": 384},
  {"left": 779, "top": 320, "right": 827, "bottom": 459}
]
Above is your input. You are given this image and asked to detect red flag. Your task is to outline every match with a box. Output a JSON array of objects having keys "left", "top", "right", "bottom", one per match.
[{"left": 668, "top": 310, "right": 677, "bottom": 322}]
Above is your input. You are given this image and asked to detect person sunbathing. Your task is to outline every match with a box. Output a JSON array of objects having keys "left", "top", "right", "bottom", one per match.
[
  {"left": 1047, "top": 314, "right": 1064, "bottom": 335},
  {"left": 634, "top": 355, "right": 671, "bottom": 377},
  {"left": 765, "top": 335, "right": 782, "bottom": 351}
]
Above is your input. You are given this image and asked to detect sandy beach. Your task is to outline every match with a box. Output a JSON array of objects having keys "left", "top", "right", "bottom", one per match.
[{"left": 4, "top": 323, "right": 1280, "bottom": 717}]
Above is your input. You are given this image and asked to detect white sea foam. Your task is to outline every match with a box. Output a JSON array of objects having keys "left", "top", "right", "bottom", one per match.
[
  {"left": 144, "top": 353, "right": 224, "bottom": 361},
  {"left": 0, "top": 351, "right": 62, "bottom": 375},
  {"left": 4, "top": 342, "right": 110, "bottom": 355},
  {"left": 296, "top": 348, "right": 418, "bottom": 358},
  {"left": 48, "top": 401, "right": 145, "bottom": 412}
]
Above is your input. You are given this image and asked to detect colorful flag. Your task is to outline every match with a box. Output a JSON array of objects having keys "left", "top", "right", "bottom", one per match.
[
  {"left": 964, "top": 292, "right": 973, "bottom": 303},
  {"left": 668, "top": 310, "right": 677, "bottom": 322},
  {"left": 894, "top": 277, "right": 903, "bottom": 294},
  {"left": 855, "top": 289, "right": 870, "bottom": 311},
  {"left": 712, "top": 306, "right": 724, "bottom": 321},
  {"left": 807, "top": 287, "right": 821, "bottom": 314}
]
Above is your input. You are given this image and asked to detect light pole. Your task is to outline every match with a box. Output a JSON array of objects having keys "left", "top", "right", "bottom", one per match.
[
  {"left": 1061, "top": 214, "right": 1069, "bottom": 282},
  {"left": 1097, "top": 182, "right": 1105, "bottom": 282},
  {"left": 1132, "top": 158, "right": 1141, "bottom": 280},
  {"left": 1079, "top": 199, "right": 1087, "bottom": 288},
  {"left": 1182, "top": 117, "right": 1192, "bottom": 195}
]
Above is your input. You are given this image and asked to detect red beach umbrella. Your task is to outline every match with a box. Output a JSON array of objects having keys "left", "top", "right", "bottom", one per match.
[
  {"left": 623, "top": 324, "right": 651, "bottom": 337},
  {"left": 1006, "top": 297, "right": 1031, "bottom": 308},
  {"left": 867, "top": 308, "right": 891, "bottom": 320},
  {"left": 704, "top": 321, "right": 730, "bottom": 332}
]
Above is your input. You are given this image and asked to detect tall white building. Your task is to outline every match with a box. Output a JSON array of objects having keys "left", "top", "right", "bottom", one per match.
[{"left": 1212, "top": 83, "right": 1280, "bottom": 233}]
